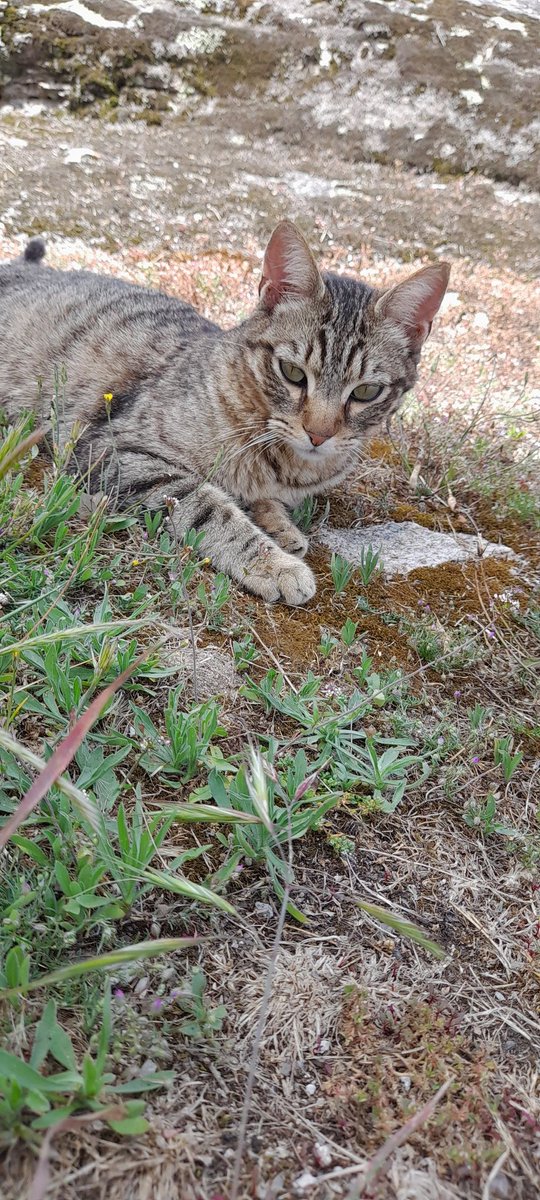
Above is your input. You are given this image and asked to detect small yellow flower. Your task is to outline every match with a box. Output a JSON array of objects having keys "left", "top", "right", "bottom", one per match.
[
  {"left": 202, "top": 557, "right": 211, "bottom": 565},
  {"left": 103, "top": 392, "right": 113, "bottom": 402},
  {"left": 131, "top": 558, "right": 140, "bottom": 566}
]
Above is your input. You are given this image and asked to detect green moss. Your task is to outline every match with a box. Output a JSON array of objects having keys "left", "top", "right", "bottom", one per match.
[
  {"left": 431, "top": 157, "right": 465, "bottom": 179},
  {"left": 96, "top": 96, "right": 119, "bottom": 119},
  {"left": 187, "top": 68, "right": 217, "bottom": 97},
  {"left": 143, "top": 110, "right": 163, "bottom": 126}
]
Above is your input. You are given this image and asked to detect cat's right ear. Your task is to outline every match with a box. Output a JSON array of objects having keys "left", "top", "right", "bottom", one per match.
[
  {"left": 375, "top": 262, "right": 450, "bottom": 348},
  {"left": 259, "top": 221, "right": 325, "bottom": 311}
]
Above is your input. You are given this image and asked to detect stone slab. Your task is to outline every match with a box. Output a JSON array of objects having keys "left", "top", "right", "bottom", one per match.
[{"left": 318, "top": 520, "right": 514, "bottom": 577}]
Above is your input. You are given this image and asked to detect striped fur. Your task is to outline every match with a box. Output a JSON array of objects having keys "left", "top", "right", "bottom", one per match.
[{"left": 0, "top": 222, "right": 449, "bottom": 604}]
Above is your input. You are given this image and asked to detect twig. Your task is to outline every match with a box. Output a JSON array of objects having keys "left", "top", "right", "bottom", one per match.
[
  {"left": 229, "top": 880, "right": 291, "bottom": 1200},
  {"left": 229, "top": 751, "right": 295, "bottom": 1200},
  {"left": 28, "top": 1106, "right": 126, "bottom": 1200},
  {"left": 348, "top": 1078, "right": 453, "bottom": 1197},
  {"left": 166, "top": 507, "right": 199, "bottom": 703},
  {"left": 482, "top": 1150, "right": 510, "bottom": 1200}
]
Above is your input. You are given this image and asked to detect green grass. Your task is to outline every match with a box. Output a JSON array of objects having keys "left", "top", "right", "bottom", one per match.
[
  {"left": 0, "top": 418, "right": 450, "bottom": 1151},
  {"left": 1, "top": 410, "right": 539, "bottom": 1190}
]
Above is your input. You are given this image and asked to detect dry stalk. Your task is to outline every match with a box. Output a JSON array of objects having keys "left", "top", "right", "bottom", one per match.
[{"left": 348, "top": 1078, "right": 453, "bottom": 1198}]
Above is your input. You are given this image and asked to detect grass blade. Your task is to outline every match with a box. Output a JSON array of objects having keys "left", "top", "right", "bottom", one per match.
[
  {"left": 164, "top": 802, "right": 261, "bottom": 824},
  {"left": 0, "top": 937, "right": 201, "bottom": 999},
  {"left": 140, "top": 867, "right": 236, "bottom": 912},
  {"left": 356, "top": 901, "right": 446, "bottom": 959},
  {"left": 0, "top": 726, "right": 100, "bottom": 833},
  {"left": 0, "top": 653, "right": 150, "bottom": 849},
  {"left": 1, "top": 619, "right": 148, "bottom": 657},
  {"left": 0, "top": 426, "right": 45, "bottom": 479}
]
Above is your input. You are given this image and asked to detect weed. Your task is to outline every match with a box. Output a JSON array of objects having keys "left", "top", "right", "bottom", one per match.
[
  {"left": 357, "top": 544, "right": 381, "bottom": 586},
  {"left": 196, "top": 571, "right": 231, "bottom": 627},
  {"left": 232, "top": 634, "right": 260, "bottom": 671},
  {"left": 463, "top": 792, "right": 522, "bottom": 840},
  {"left": 327, "top": 832, "right": 355, "bottom": 857},
  {"left": 319, "top": 630, "right": 338, "bottom": 657},
  {"left": 172, "top": 967, "right": 227, "bottom": 1040},
  {"left": 340, "top": 617, "right": 358, "bottom": 647},
  {"left": 131, "top": 690, "right": 224, "bottom": 784},
  {"left": 206, "top": 749, "right": 339, "bottom": 919},
  {"left": 468, "top": 702, "right": 487, "bottom": 731},
  {"left": 493, "top": 736, "right": 523, "bottom": 783},
  {"left": 292, "top": 494, "right": 317, "bottom": 533},
  {"left": 330, "top": 551, "right": 356, "bottom": 594},
  {"left": 0, "top": 987, "right": 172, "bottom": 1145}
]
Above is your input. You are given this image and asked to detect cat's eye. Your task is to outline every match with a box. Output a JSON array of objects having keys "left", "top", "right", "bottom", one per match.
[
  {"left": 350, "top": 383, "right": 383, "bottom": 403},
  {"left": 280, "top": 360, "right": 307, "bottom": 386}
]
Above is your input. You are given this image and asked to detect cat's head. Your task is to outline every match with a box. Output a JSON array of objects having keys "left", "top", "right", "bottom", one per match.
[{"left": 243, "top": 220, "right": 449, "bottom": 461}]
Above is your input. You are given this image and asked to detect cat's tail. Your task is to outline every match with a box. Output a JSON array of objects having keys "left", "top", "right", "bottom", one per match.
[{"left": 23, "top": 236, "right": 46, "bottom": 264}]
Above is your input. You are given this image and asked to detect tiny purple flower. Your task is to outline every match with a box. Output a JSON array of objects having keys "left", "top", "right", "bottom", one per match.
[
  {"left": 454, "top": 690, "right": 461, "bottom": 699},
  {"left": 150, "top": 997, "right": 164, "bottom": 1013},
  {"left": 437, "top": 736, "right": 445, "bottom": 747},
  {"left": 113, "top": 988, "right": 125, "bottom": 999},
  {"left": 472, "top": 756, "right": 480, "bottom": 764},
  {"left": 487, "top": 629, "right": 495, "bottom": 639}
]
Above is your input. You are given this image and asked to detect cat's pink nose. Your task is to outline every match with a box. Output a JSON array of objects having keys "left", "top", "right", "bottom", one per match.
[{"left": 305, "top": 429, "right": 332, "bottom": 447}]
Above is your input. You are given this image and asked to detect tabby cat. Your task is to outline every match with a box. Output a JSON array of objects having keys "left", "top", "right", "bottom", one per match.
[{"left": 0, "top": 222, "right": 449, "bottom": 604}]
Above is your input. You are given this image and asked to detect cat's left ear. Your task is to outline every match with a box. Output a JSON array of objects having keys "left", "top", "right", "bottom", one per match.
[
  {"left": 375, "top": 263, "right": 450, "bottom": 347},
  {"left": 259, "top": 220, "right": 326, "bottom": 311}
]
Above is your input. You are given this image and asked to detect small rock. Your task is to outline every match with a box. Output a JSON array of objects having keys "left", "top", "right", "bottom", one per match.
[
  {"left": 490, "top": 1174, "right": 512, "bottom": 1199},
  {"left": 440, "top": 290, "right": 460, "bottom": 311},
  {"left": 472, "top": 310, "right": 490, "bottom": 329},
  {"left": 305, "top": 1082, "right": 317, "bottom": 1096},
  {"left": 293, "top": 1171, "right": 318, "bottom": 1193},
  {"left": 254, "top": 901, "right": 274, "bottom": 919},
  {"left": 63, "top": 146, "right": 100, "bottom": 165},
  {"left": 163, "top": 634, "right": 239, "bottom": 699},
  {"left": 313, "top": 1142, "right": 332, "bottom": 1168},
  {"left": 460, "top": 88, "right": 483, "bottom": 106}
]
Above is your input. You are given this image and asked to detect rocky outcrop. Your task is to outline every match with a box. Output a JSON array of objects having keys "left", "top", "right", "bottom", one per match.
[{"left": 1, "top": 0, "right": 538, "bottom": 185}]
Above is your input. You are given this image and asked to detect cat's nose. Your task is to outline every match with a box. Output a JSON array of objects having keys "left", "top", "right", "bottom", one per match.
[{"left": 305, "top": 428, "right": 332, "bottom": 447}]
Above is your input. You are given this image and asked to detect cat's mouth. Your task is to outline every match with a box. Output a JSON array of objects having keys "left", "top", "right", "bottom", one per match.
[{"left": 290, "top": 437, "right": 338, "bottom": 461}]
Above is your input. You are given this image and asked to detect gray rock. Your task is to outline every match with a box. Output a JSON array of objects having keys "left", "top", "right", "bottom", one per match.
[
  {"left": 163, "top": 631, "right": 239, "bottom": 699},
  {"left": 318, "top": 520, "right": 514, "bottom": 577}
]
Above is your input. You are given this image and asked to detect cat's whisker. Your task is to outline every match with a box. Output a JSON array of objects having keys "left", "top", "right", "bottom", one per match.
[{"left": 218, "top": 431, "right": 280, "bottom": 472}]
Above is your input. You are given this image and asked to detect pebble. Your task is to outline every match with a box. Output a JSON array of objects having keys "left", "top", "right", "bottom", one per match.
[
  {"left": 313, "top": 1142, "right": 332, "bottom": 1168},
  {"left": 293, "top": 1171, "right": 318, "bottom": 1193}
]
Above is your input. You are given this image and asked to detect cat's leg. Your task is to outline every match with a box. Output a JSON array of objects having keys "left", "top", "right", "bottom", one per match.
[
  {"left": 249, "top": 500, "right": 309, "bottom": 558},
  {"left": 127, "top": 470, "right": 316, "bottom": 605}
]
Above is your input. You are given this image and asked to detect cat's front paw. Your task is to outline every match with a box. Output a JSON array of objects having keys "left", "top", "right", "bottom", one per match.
[
  {"left": 273, "top": 526, "right": 309, "bottom": 557},
  {"left": 245, "top": 549, "right": 316, "bottom": 606}
]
